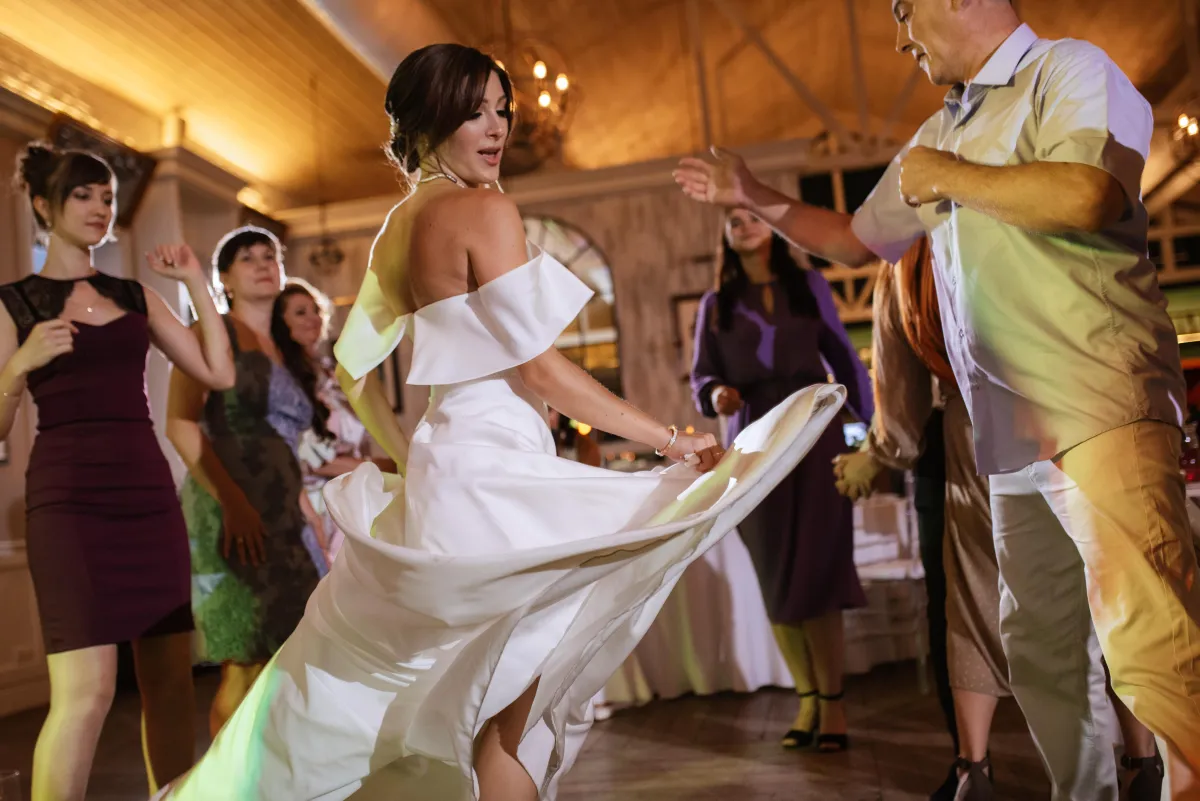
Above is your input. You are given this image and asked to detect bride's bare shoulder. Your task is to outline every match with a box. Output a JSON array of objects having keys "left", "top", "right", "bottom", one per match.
[{"left": 414, "top": 189, "right": 522, "bottom": 244}]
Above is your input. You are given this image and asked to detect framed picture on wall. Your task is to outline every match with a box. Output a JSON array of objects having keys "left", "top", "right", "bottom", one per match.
[
  {"left": 47, "top": 114, "right": 157, "bottom": 228},
  {"left": 671, "top": 293, "right": 705, "bottom": 381}
]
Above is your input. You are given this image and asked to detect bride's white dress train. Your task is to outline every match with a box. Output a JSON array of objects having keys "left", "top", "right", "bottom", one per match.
[{"left": 159, "top": 243, "right": 846, "bottom": 800}]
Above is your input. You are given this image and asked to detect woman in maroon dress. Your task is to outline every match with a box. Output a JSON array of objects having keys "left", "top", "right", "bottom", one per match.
[
  {"left": 691, "top": 209, "right": 872, "bottom": 752},
  {"left": 0, "top": 143, "right": 235, "bottom": 800}
]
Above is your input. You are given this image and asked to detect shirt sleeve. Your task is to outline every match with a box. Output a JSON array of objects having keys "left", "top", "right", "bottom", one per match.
[
  {"left": 850, "top": 132, "right": 926, "bottom": 265},
  {"left": 1034, "top": 40, "right": 1152, "bottom": 214},
  {"left": 689, "top": 292, "right": 726, "bottom": 419}
]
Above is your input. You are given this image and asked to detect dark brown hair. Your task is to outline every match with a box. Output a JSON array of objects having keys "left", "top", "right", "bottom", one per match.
[
  {"left": 14, "top": 141, "right": 115, "bottom": 231},
  {"left": 384, "top": 43, "right": 513, "bottom": 189},
  {"left": 713, "top": 231, "right": 818, "bottom": 331},
  {"left": 270, "top": 279, "right": 332, "bottom": 439}
]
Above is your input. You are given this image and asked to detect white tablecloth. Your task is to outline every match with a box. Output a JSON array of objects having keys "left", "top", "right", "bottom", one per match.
[{"left": 598, "top": 494, "right": 927, "bottom": 707}]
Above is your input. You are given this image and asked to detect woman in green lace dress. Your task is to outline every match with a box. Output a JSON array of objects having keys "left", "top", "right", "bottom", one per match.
[{"left": 166, "top": 226, "right": 320, "bottom": 737}]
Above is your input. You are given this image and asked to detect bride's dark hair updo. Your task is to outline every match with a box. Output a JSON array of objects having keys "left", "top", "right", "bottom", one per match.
[
  {"left": 383, "top": 43, "right": 513, "bottom": 190},
  {"left": 13, "top": 141, "right": 114, "bottom": 231}
]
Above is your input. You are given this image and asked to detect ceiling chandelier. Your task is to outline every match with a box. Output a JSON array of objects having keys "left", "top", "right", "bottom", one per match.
[
  {"left": 484, "top": 0, "right": 577, "bottom": 176},
  {"left": 1174, "top": 0, "right": 1200, "bottom": 160},
  {"left": 306, "top": 75, "right": 344, "bottom": 276},
  {"left": 1172, "top": 104, "right": 1200, "bottom": 160}
]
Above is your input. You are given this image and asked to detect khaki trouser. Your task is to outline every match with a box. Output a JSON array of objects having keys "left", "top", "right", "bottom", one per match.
[{"left": 990, "top": 420, "right": 1200, "bottom": 801}]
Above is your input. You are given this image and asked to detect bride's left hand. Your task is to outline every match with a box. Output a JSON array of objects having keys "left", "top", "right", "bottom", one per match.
[
  {"left": 667, "top": 431, "right": 724, "bottom": 473},
  {"left": 685, "top": 445, "right": 726, "bottom": 473}
]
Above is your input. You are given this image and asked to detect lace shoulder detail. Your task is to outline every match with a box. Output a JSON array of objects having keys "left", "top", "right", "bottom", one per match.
[
  {"left": 0, "top": 273, "right": 147, "bottom": 341},
  {"left": 0, "top": 278, "right": 39, "bottom": 340},
  {"left": 89, "top": 273, "right": 148, "bottom": 316}
]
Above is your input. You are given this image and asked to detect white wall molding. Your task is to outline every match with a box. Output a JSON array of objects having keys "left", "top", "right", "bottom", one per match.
[
  {"left": 153, "top": 146, "right": 249, "bottom": 206},
  {"left": 0, "top": 87, "right": 52, "bottom": 140},
  {"left": 277, "top": 138, "right": 901, "bottom": 239}
]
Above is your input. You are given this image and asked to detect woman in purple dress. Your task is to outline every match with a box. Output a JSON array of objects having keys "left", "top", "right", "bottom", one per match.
[
  {"left": 0, "top": 143, "right": 235, "bottom": 799},
  {"left": 691, "top": 208, "right": 871, "bottom": 752}
]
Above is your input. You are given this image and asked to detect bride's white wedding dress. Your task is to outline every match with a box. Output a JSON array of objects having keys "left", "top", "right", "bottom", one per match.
[{"left": 159, "top": 234, "right": 846, "bottom": 800}]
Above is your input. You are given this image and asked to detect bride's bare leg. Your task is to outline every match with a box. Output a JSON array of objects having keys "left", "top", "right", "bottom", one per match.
[{"left": 475, "top": 680, "right": 539, "bottom": 801}]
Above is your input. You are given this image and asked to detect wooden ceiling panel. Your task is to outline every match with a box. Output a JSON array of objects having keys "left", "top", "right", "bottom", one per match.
[
  {"left": 0, "top": 0, "right": 1189, "bottom": 207},
  {"left": 0, "top": 0, "right": 395, "bottom": 204}
]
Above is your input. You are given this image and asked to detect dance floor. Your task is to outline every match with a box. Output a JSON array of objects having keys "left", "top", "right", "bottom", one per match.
[{"left": 0, "top": 661, "right": 1049, "bottom": 799}]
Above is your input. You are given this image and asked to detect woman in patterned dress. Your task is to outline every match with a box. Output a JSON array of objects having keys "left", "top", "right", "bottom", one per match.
[
  {"left": 166, "top": 226, "right": 320, "bottom": 737},
  {"left": 271, "top": 278, "right": 378, "bottom": 574}
]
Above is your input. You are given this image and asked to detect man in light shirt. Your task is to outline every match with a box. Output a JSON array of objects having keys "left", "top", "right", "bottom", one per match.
[{"left": 676, "top": 1, "right": 1200, "bottom": 799}]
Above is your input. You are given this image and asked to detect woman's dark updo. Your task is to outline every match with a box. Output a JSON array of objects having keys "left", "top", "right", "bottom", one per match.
[
  {"left": 13, "top": 141, "right": 114, "bottom": 231},
  {"left": 383, "top": 43, "right": 513, "bottom": 190}
]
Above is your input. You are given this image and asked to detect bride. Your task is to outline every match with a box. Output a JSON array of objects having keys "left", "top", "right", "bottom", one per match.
[{"left": 158, "top": 43, "right": 847, "bottom": 801}]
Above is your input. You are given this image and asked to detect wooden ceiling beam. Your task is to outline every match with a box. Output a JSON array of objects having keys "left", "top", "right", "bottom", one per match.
[
  {"left": 843, "top": 0, "right": 872, "bottom": 136},
  {"left": 879, "top": 66, "right": 923, "bottom": 143},
  {"left": 685, "top": 0, "right": 715, "bottom": 149},
  {"left": 707, "top": 0, "right": 852, "bottom": 143},
  {"left": 1146, "top": 158, "right": 1200, "bottom": 217}
]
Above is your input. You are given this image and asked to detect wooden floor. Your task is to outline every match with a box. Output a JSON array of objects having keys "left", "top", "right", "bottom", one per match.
[{"left": 0, "top": 661, "right": 1051, "bottom": 800}]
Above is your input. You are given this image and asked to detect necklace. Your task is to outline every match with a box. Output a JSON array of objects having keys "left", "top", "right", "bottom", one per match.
[{"left": 417, "top": 171, "right": 467, "bottom": 188}]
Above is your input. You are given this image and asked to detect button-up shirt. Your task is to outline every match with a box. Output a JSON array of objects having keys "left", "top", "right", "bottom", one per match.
[{"left": 851, "top": 24, "right": 1185, "bottom": 475}]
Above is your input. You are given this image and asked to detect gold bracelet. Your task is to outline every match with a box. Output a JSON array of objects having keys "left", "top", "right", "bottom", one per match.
[{"left": 655, "top": 425, "right": 679, "bottom": 457}]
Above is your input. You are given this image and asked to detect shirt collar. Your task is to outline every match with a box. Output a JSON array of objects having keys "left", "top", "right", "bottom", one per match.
[
  {"left": 970, "top": 23, "right": 1038, "bottom": 87},
  {"left": 943, "top": 24, "right": 1037, "bottom": 113}
]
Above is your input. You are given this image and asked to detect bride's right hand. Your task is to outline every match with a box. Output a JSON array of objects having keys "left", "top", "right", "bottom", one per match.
[
  {"left": 673, "top": 146, "right": 756, "bottom": 208},
  {"left": 664, "top": 431, "right": 723, "bottom": 473}
]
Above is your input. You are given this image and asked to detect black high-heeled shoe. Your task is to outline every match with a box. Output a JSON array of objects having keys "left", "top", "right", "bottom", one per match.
[
  {"left": 1123, "top": 754, "right": 1164, "bottom": 801},
  {"left": 930, "top": 753, "right": 994, "bottom": 801},
  {"left": 780, "top": 690, "right": 818, "bottom": 749},
  {"left": 816, "top": 691, "right": 850, "bottom": 752},
  {"left": 954, "top": 755, "right": 995, "bottom": 801}
]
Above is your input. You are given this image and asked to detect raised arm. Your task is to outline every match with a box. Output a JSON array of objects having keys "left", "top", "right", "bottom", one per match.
[
  {"left": 466, "top": 191, "right": 720, "bottom": 467},
  {"left": 897, "top": 43, "right": 1139, "bottom": 235},
  {"left": 674, "top": 147, "right": 879, "bottom": 267},
  {"left": 145, "top": 244, "right": 235, "bottom": 391}
]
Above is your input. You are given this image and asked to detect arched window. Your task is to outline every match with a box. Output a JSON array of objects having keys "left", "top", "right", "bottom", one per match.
[{"left": 523, "top": 216, "right": 622, "bottom": 396}]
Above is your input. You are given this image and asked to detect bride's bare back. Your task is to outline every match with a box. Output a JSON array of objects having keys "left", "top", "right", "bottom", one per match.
[{"left": 370, "top": 181, "right": 508, "bottom": 316}]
